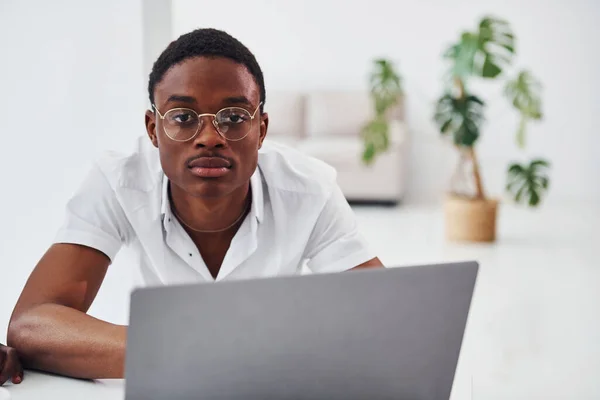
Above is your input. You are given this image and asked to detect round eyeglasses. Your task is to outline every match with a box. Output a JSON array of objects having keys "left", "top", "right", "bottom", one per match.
[{"left": 152, "top": 102, "right": 262, "bottom": 142}]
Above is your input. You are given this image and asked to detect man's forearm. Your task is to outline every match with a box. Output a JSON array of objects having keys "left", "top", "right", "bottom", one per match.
[{"left": 7, "top": 303, "right": 126, "bottom": 379}]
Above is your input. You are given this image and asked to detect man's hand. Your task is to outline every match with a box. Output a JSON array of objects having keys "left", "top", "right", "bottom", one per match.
[
  {"left": 351, "top": 257, "right": 384, "bottom": 270},
  {"left": 0, "top": 343, "right": 23, "bottom": 385}
]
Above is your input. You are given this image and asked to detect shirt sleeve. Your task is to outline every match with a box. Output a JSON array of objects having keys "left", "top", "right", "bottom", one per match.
[
  {"left": 303, "top": 184, "right": 377, "bottom": 273},
  {"left": 53, "top": 164, "right": 132, "bottom": 262}
]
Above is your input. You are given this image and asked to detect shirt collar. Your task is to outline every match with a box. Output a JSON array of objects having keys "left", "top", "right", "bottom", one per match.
[
  {"left": 249, "top": 167, "right": 264, "bottom": 223},
  {"left": 161, "top": 167, "right": 264, "bottom": 224}
]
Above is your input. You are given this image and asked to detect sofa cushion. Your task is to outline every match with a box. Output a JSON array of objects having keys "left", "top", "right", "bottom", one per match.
[
  {"left": 295, "top": 120, "right": 407, "bottom": 160},
  {"left": 263, "top": 136, "right": 301, "bottom": 148},
  {"left": 304, "top": 91, "right": 374, "bottom": 138},
  {"left": 296, "top": 136, "right": 363, "bottom": 163},
  {"left": 294, "top": 136, "right": 406, "bottom": 201},
  {"left": 263, "top": 91, "right": 306, "bottom": 138}
]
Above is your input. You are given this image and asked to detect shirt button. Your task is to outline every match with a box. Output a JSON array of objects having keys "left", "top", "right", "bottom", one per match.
[{"left": 189, "top": 253, "right": 192, "bottom": 257}]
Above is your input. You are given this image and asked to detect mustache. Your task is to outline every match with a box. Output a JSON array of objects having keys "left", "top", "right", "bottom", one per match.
[{"left": 185, "top": 153, "right": 234, "bottom": 167}]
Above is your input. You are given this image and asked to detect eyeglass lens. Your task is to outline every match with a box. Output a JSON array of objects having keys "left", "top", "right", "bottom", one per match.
[{"left": 163, "top": 107, "right": 253, "bottom": 141}]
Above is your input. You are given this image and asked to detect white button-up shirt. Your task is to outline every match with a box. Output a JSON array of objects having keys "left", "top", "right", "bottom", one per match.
[{"left": 54, "top": 137, "right": 376, "bottom": 286}]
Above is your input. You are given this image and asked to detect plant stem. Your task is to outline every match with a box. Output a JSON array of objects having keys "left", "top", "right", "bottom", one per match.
[
  {"left": 454, "top": 77, "right": 486, "bottom": 200},
  {"left": 454, "top": 77, "right": 465, "bottom": 98},
  {"left": 467, "top": 146, "right": 485, "bottom": 199}
]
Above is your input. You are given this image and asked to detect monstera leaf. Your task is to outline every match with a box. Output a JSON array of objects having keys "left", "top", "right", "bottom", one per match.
[
  {"left": 444, "top": 17, "right": 515, "bottom": 79},
  {"left": 434, "top": 93, "right": 485, "bottom": 147},
  {"left": 369, "top": 59, "right": 403, "bottom": 114},
  {"left": 361, "top": 59, "right": 402, "bottom": 164},
  {"left": 361, "top": 115, "right": 389, "bottom": 164},
  {"left": 504, "top": 70, "right": 543, "bottom": 148},
  {"left": 506, "top": 159, "right": 550, "bottom": 207}
]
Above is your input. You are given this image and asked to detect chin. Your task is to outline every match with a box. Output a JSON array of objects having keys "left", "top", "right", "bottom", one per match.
[{"left": 186, "top": 179, "right": 235, "bottom": 199}]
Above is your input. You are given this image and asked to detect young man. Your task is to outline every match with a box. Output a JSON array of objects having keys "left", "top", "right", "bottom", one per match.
[{"left": 2, "top": 28, "right": 382, "bottom": 384}]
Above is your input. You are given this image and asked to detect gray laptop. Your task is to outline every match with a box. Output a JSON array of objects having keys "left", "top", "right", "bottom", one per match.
[{"left": 124, "top": 261, "right": 478, "bottom": 400}]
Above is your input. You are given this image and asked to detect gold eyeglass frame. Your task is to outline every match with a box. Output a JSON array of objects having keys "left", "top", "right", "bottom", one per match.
[{"left": 152, "top": 102, "right": 263, "bottom": 142}]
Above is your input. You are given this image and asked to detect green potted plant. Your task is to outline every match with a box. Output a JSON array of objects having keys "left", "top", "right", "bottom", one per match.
[
  {"left": 361, "top": 59, "right": 403, "bottom": 164},
  {"left": 434, "top": 16, "right": 550, "bottom": 242}
]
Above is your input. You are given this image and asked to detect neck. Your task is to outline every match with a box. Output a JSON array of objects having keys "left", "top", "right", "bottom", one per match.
[{"left": 169, "top": 182, "right": 251, "bottom": 233}]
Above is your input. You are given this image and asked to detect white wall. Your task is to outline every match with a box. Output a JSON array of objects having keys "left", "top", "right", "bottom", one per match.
[
  {"left": 173, "top": 0, "right": 600, "bottom": 205},
  {"left": 142, "top": 0, "right": 173, "bottom": 93},
  {"left": 0, "top": 0, "right": 146, "bottom": 337},
  {"left": 1, "top": 0, "right": 598, "bottom": 337}
]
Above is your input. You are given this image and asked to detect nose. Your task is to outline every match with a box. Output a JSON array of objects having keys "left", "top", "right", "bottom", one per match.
[{"left": 192, "top": 116, "right": 227, "bottom": 149}]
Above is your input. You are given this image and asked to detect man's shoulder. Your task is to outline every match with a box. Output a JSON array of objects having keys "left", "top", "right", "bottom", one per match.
[
  {"left": 257, "top": 139, "right": 338, "bottom": 196},
  {"left": 93, "top": 137, "right": 162, "bottom": 192}
]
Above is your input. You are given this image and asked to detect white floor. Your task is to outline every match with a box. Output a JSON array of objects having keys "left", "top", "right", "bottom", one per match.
[
  {"left": 2, "top": 202, "right": 599, "bottom": 399},
  {"left": 353, "top": 203, "right": 600, "bottom": 400}
]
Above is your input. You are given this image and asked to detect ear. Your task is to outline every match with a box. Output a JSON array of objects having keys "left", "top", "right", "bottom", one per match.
[
  {"left": 258, "top": 112, "right": 268, "bottom": 149},
  {"left": 145, "top": 109, "right": 159, "bottom": 148}
]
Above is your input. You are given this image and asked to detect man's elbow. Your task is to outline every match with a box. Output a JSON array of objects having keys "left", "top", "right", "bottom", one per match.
[{"left": 7, "top": 310, "right": 48, "bottom": 364}]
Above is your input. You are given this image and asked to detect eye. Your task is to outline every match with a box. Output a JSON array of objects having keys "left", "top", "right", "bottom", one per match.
[
  {"left": 218, "top": 109, "right": 250, "bottom": 124},
  {"left": 167, "top": 110, "right": 198, "bottom": 125},
  {"left": 228, "top": 114, "right": 244, "bottom": 123}
]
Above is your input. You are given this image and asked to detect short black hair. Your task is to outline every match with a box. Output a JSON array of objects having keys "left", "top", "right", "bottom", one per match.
[{"left": 148, "top": 28, "right": 265, "bottom": 113}]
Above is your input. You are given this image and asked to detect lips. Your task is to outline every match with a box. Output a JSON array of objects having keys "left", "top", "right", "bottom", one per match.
[
  {"left": 188, "top": 157, "right": 231, "bottom": 169},
  {"left": 187, "top": 156, "right": 232, "bottom": 178}
]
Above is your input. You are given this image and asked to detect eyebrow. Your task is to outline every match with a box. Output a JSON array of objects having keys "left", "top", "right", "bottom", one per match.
[
  {"left": 221, "top": 96, "right": 253, "bottom": 107},
  {"left": 165, "top": 95, "right": 197, "bottom": 104},
  {"left": 163, "top": 94, "right": 255, "bottom": 109}
]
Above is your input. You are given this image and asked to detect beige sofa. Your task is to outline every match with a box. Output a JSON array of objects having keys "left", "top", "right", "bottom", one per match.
[{"left": 263, "top": 90, "right": 409, "bottom": 204}]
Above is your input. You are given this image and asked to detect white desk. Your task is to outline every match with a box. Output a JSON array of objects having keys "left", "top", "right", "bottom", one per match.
[{"left": 2, "top": 371, "right": 124, "bottom": 399}]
